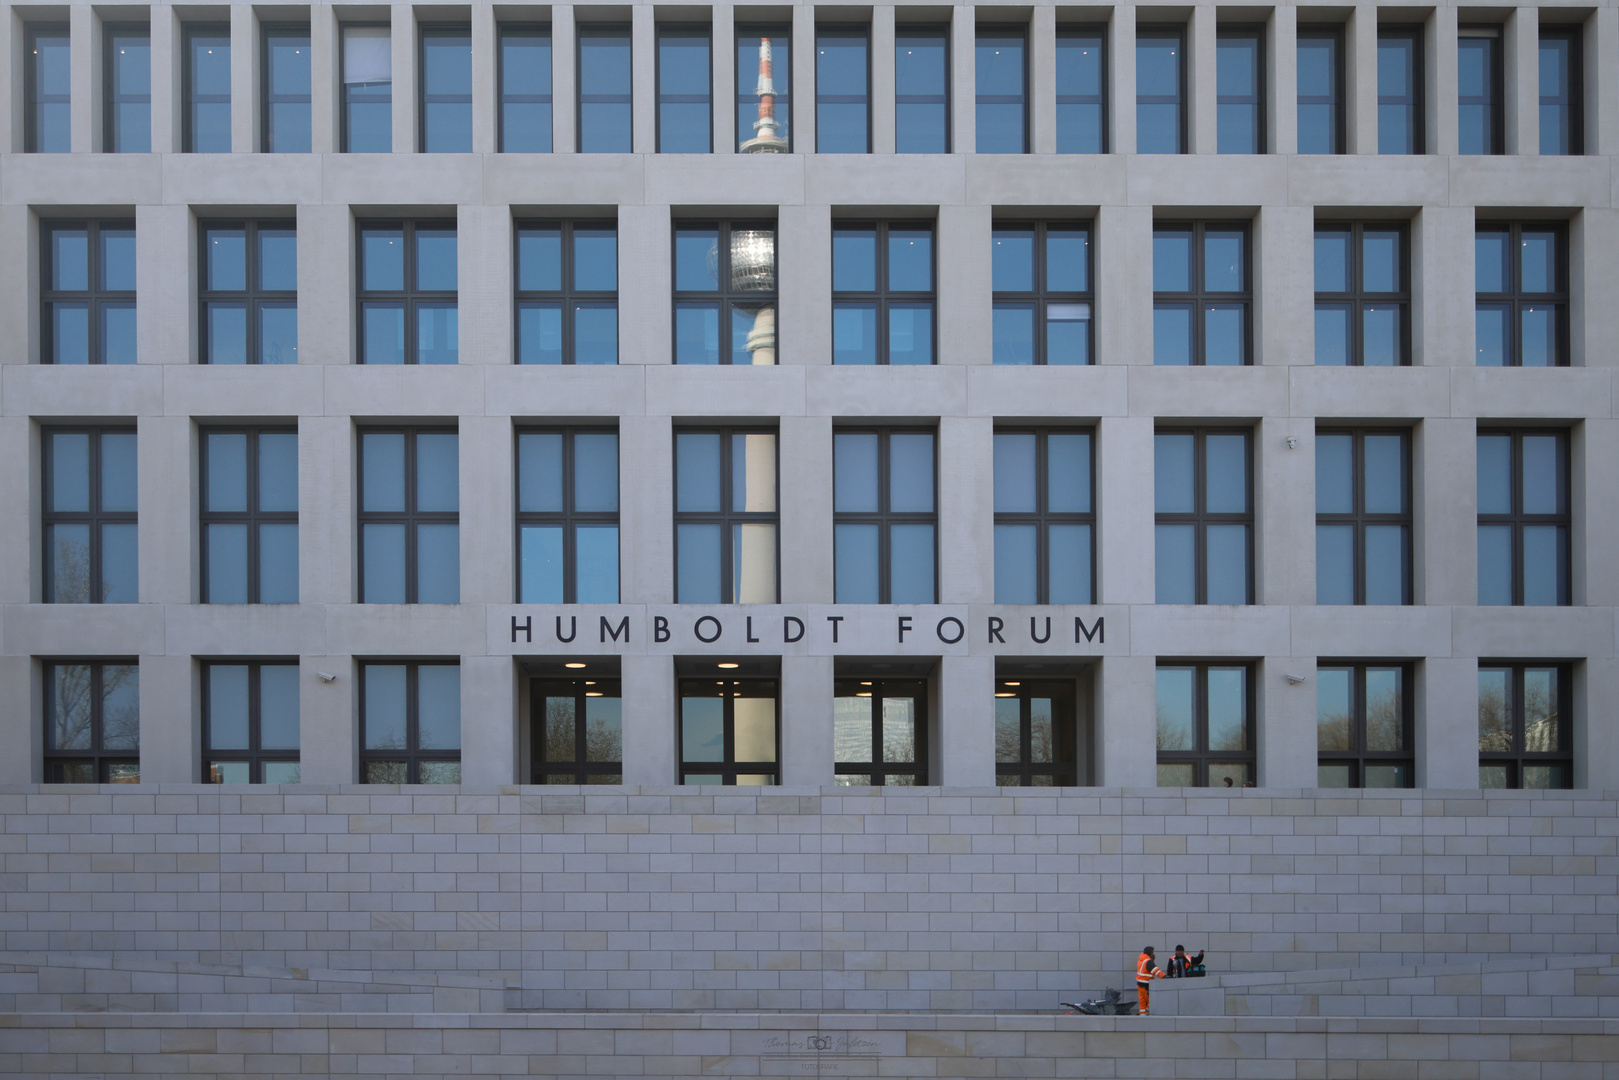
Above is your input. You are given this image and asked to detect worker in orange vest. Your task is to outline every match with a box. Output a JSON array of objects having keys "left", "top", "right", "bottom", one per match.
[{"left": 1135, "top": 946, "right": 1165, "bottom": 1015}]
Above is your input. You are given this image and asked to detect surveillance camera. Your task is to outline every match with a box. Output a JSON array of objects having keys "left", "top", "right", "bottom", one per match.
[
  {"left": 316, "top": 671, "right": 338, "bottom": 683},
  {"left": 1285, "top": 436, "right": 1298, "bottom": 450},
  {"left": 1284, "top": 673, "right": 1306, "bottom": 685}
]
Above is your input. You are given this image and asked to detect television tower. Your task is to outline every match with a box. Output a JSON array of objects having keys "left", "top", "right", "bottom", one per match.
[{"left": 740, "top": 37, "right": 788, "bottom": 153}]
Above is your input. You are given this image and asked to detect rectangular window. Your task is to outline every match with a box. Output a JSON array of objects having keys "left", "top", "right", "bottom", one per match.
[
  {"left": 1377, "top": 27, "right": 1423, "bottom": 154},
  {"left": 1477, "top": 430, "right": 1569, "bottom": 607},
  {"left": 674, "top": 430, "right": 778, "bottom": 603},
  {"left": 1539, "top": 29, "right": 1582, "bottom": 156},
  {"left": 1296, "top": 29, "right": 1343, "bottom": 154},
  {"left": 342, "top": 25, "right": 391, "bottom": 152},
  {"left": 25, "top": 24, "right": 72, "bottom": 152},
  {"left": 262, "top": 25, "right": 312, "bottom": 152},
  {"left": 993, "top": 429, "right": 1094, "bottom": 604},
  {"left": 1317, "top": 663, "right": 1412, "bottom": 788},
  {"left": 104, "top": 24, "right": 151, "bottom": 152},
  {"left": 991, "top": 222, "right": 1092, "bottom": 365},
  {"left": 896, "top": 26, "right": 948, "bottom": 152},
  {"left": 43, "top": 428, "right": 138, "bottom": 604},
  {"left": 1314, "top": 222, "right": 1409, "bottom": 366},
  {"left": 420, "top": 26, "right": 472, "bottom": 152},
  {"left": 657, "top": 25, "right": 711, "bottom": 152},
  {"left": 1479, "top": 663, "right": 1571, "bottom": 789},
  {"left": 200, "top": 220, "right": 298, "bottom": 365},
  {"left": 816, "top": 26, "right": 870, "bottom": 153},
  {"left": 976, "top": 28, "right": 1026, "bottom": 153},
  {"left": 204, "top": 662, "right": 300, "bottom": 783},
  {"left": 995, "top": 679, "right": 1078, "bottom": 786},
  {"left": 737, "top": 26, "right": 790, "bottom": 152},
  {"left": 500, "top": 25, "right": 552, "bottom": 152},
  {"left": 358, "top": 429, "right": 460, "bottom": 604},
  {"left": 183, "top": 24, "right": 231, "bottom": 152},
  {"left": 515, "top": 221, "right": 617, "bottom": 364},
  {"left": 41, "top": 220, "right": 137, "bottom": 365},
  {"left": 834, "top": 429, "right": 936, "bottom": 604},
  {"left": 834, "top": 677, "right": 927, "bottom": 785},
  {"left": 1216, "top": 27, "right": 1264, "bottom": 153},
  {"left": 1136, "top": 28, "right": 1185, "bottom": 153},
  {"left": 679, "top": 677, "right": 778, "bottom": 785},
  {"left": 1457, "top": 29, "right": 1502, "bottom": 155},
  {"left": 1055, "top": 27, "right": 1106, "bottom": 153},
  {"left": 532, "top": 677, "right": 622, "bottom": 783},
  {"left": 1156, "top": 662, "right": 1253, "bottom": 787},
  {"left": 358, "top": 221, "right": 457, "bottom": 364},
  {"left": 360, "top": 661, "right": 461, "bottom": 783},
  {"left": 673, "top": 221, "right": 777, "bottom": 365},
  {"left": 44, "top": 661, "right": 140, "bottom": 783},
  {"left": 201, "top": 428, "right": 299, "bottom": 604},
  {"left": 1316, "top": 429, "right": 1411, "bottom": 606},
  {"left": 578, "top": 25, "right": 631, "bottom": 152},
  {"left": 1153, "top": 222, "right": 1250, "bottom": 366},
  {"left": 1155, "top": 429, "right": 1251, "bottom": 605},
  {"left": 832, "top": 221, "right": 934, "bottom": 365},
  {"left": 1475, "top": 223, "right": 1566, "bottom": 367},
  {"left": 516, "top": 428, "right": 619, "bottom": 603}
]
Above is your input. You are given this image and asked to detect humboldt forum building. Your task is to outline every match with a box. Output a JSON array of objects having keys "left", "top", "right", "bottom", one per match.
[{"left": 1, "top": 0, "right": 1618, "bottom": 1075}]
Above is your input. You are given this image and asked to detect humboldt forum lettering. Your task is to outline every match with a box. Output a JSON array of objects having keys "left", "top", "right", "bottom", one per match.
[{"left": 3, "top": 0, "right": 1618, "bottom": 1075}]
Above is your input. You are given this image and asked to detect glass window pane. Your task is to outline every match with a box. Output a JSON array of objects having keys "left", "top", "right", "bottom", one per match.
[
  {"left": 1048, "top": 523, "right": 1092, "bottom": 605},
  {"left": 362, "top": 523, "right": 406, "bottom": 602},
  {"left": 1155, "top": 667, "right": 1195, "bottom": 751},
  {"left": 362, "top": 432, "right": 406, "bottom": 511},
  {"left": 1476, "top": 524, "right": 1513, "bottom": 605},
  {"left": 1315, "top": 434, "right": 1354, "bottom": 514},
  {"left": 657, "top": 32, "right": 711, "bottom": 153},
  {"left": 364, "top": 665, "right": 407, "bottom": 749},
  {"left": 733, "top": 522, "right": 776, "bottom": 603},
  {"left": 100, "top": 523, "right": 138, "bottom": 603},
  {"left": 1520, "top": 303, "right": 1557, "bottom": 368},
  {"left": 1520, "top": 435, "right": 1561, "bottom": 515},
  {"left": 835, "top": 523, "right": 879, "bottom": 602},
  {"left": 737, "top": 32, "right": 790, "bottom": 153},
  {"left": 835, "top": 695, "right": 872, "bottom": 763},
  {"left": 882, "top": 696, "right": 916, "bottom": 763},
  {"left": 541, "top": 695, "right": 576, "bottom": 763},
  {"left": 416, "top": 522, "right": 459, "bottom": 603},
  {"left": 834, "top": 434, "right": 879, "bottom": 512},
  {"left": 51, "top": 303, "right": 90, "bottom": 364},
  {"left": 733, "top": 433, "right": 776, "bottom": 512},
  {"left": 1153, "top": 230, "right": 1191, "bottom": 292},
  {"left": 100, "top": 665, "right": 140, "bottom": 749},
  {"left": 362, "top": 303, "right": 405, "bottom": 364},
  {"left": 416, "top": 229, "right": 457, "bottom": 291},
  {"left": 1477, "top": 303, "right": 1510, "bottom": 363},
  {"left": 1314, "top": 304, "right": 1350, "bottom": 366},
  {"left": 257, "top": 433, "right": 298, "bottom": 512},
  {"left": 1155, "top": 523, "right": 1196, "bottom": 604},
  {"left": 833, "top": 304, "right": 877, "bottom": 364},
  {"left": 1153, "top": 305, "right": 1192, "bottom": 365},
  {"left": 1204, "top": 231, "right": 1245, "bottom": 292},
  {"left": 573, "top": 433, "right": 618, "bottom": 512},
  {"left": 1314, "top": 229, "right": 1350, "bottom": 293},
  {"left": 1047, "top": 229, "right": 1089, "bottom": 293},
  {"left": 517, "top": 433, "right": 563, "bottom": 511},
  {"left": 206, "top": 228, "right": 246, "bottom": 291},
  {"left": 1154, "top": 434, "right": 1194, "bottom": 513},
  {"left": 101, "top": 303, "right": 137, "bottom": 365},
  {"left": 574, "top": 304, "right": 618, "bottom": 364},
  {"left": 832, "top": 228, "right": 876, "bottom": 291},
  {"left": 681, "top": 696, "right": 724, "bottom": 762},
  {"left": 1477, "top": 668, "right": 1512, "bottom": 752},
  {"left": 888, "top": 433, "right": 934, "bottom": 512},
  {"left": 1366, "top": 667, "right": 1403, "bottom": 751},
  {"left": 1204, "top": 434, "right": 1248, "bottom": 513},
  {"left": 888, "top": 229, "right": 932, "bottom": 292},
  {"left": 1363, "top": 230, "right": 1401, "bottom": 292},
  {"left": 49, "top": 433, "right": 90, "bottom": 512},
  {"left": 1524, "top": 668, "right": 1559, "bottom": 752},
  {"left": 259, "top": 303, "right": 297, "bottom": 364},
  {"left": 362, "top": 228, "right": 404, "bottom": 290},
  {"left": 887, "top": 303, "right": 933, "bottom": 365},
  {"left": 1207, "top": 667, "right": 1247, "bottom": 750},
  {"left": 1364, "top": 764, "right": 1407, "bottom": 788},
  {"left": 1046, "top": 303, "right": 1091, "bottom": 365},
  {"left": 992, "top": 229, "right": 1034, "bottom": 292},
  {"left": 416, "top": 304, "right": 458, "bottom": 364},
  {"left": 519, "top": 526, "right": 563, "bottom": 603},
  {"left": 992, "top": 434, "right": 1036, "bottom": 513},
  {"left": 207, "top": 665, "right": 250, "bottom": 749},
  {"left": 574, "top": 525, "right": 619, "bottom": 603},
  {"left": 1521, "top": 525, "right": 1566, "bottom": 606},
  {"left": 259, "top": 522, "right": 299, "bottom": 604},
  {"left": 976, "top": 35, "right": 1025, "bottom": 153},
  {"left": 1363, "top": 304, "right": 1401, "bottom": 367},
  {"left": 585, "top": 694, "right": 622, "bottom": 763},
  {"left": 1476, "top": 435, "right": 1512, "bottom": 515},
  {"left": 1204, "top": 303, "right": 1246, "bottom": 366},
  {"left": 518, "top": 304, "right": 563, "bottom": 364},
  {"left": 1318, "top": 763, "right": 1351, "bottom": 787},
  {"left": 1364, "top": 524, "right": 1407, "bottom": 605},
  {"left": 1137, "top": 36, "right": 1183, "bottom": 154},
  {"left": 676, "top": 433, "right": 722, "bottom": 511},
  {"left": 1047, "top": 433, "right": 1091, "bottom": 513},
  {"left": 994, "top": 697, "right": 1021, "bottom": 764},
  {"left": 573, "top": 228, "right": 617, "bottom": 291},
  {"left": 578, "top": 29, "right": 632, "bottom": 153},
  {"left": 1205, "top": 523, "right": 1249, "bottom": 604},
  {"left": 101, "top": 228, "right": 136, "bottom": 292},
  {"left": 262, "top": 761, "right": 301, "bottom": 783},
  {"left": 1520, "top": 231, "right": 1556, "bottom": 294},
  {"left": 1316, "top": 667, "right": 1352, "bottom": 751},
  {"left": 100, "top": 432, "right": 138, "bottom": 511},
  {"left": 1158, "top": 762, "right": 1196, "bottom": 786},
  {"left": 417, "top": 666, "right": 461, "bottom": 749},
  {"left": 1377, "top": 36, "right": 1417, "bottom": 154},
  {"left": 501, "top": 31, "right": 552, "bottom": 152},
  {"left": 1315, "top": 524, "right": 1354, "bottom": 605},
  {"left": 889, "top": 524, "right": 935, "bottom": 603},
  {"left": 422, "top": 32, "right": 472, "bottom": 153},
  {"left": 414, "top": 432, "right": 458, "bottom": 512},
  {"left": 48, "top": 523, "right": 92, "bottom": 602},
  {"left": 988, "top": 304, "right": 1034, "bottom": 366},
  {"left": 1363, "top": 434, "right": 1406, "bottom": 513},
  {"left": 994, "top": 523, "right": 1037, "bottom": 604},
  {"left": 677, "top": 523, "right": 723, "bottom": 602},
  {"left": 1475, "top": 230, "right": 1510, "bottom": 293},
  {"left": 895, "top": 33, "right": 948, "bottom": 154},
  {"left": 206, "top": 523, "right": 249, "bottom": 603},
  {"left": 675, "top": 227, "right": 719, "bottom": 291},
  {"left": 675, "top": 304, "right": 720, "bottom": 364},
  {"left": 517, "top": 228, "right": 562, "bottom": 291},
  {"left": 206, "top": 433, "right": 248, "bottom": 512},
  {"left": 817, "top": 32, "right": 868, "bottom": 153}
]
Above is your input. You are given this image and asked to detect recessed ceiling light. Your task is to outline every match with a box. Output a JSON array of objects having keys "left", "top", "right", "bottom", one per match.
[
  {"left": 994, "top": 692, "right": 1015, "bottom": 698},
  {"left": 586, "top": 691, "right": 603, "bottom": 697},
  {"left": 860, "top": 681, "right": 873, "bottom": 686},
  {"left": 718, "top": 662, "right": 740, "bottom": 669},
  {"left": 584, "top": 681, "right": 596, "bottom": 686},
  {"left": 1003, "top": 681, "right": 1021, "bottom": 687},
  {"left": 856, "top": 692, "right": 872, "bottom": 697},
  {"left": 565, "top": 662, "right": 587, "bottom": 669}
]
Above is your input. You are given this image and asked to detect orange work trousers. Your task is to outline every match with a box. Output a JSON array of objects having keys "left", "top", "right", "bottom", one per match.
[{"left": 1137, "top": 983, "right": 1150, "bottom": 1015}]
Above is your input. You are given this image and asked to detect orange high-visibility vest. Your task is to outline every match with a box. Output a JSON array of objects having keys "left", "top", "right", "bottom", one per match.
[{"left": 1136, "top": 953, "right": 1163, "bottom": 984}]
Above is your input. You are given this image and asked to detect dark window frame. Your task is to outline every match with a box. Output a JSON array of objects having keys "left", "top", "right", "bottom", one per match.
[
  {"left": 357, "top": 426, "right": 460, "bottom": 604},
  {"left": 1155, "top": 660, "right": 1256, "bottom": 788},
  {"left": 199, "top": 425, "right": 299, "bottom": 604},
  {"left": 43, "top": 659, "right": 141, "bottom": 783},
  {"left": 673, "top": 427, "right": 781, "bottom": 604},
  {"left": 1477, "top": 428, "right": 1570, "bottom": 607},
  {"left": 103, "top": 22, "right": 151, "bottom": 153},
  {"left": 655, "top": 23, "right": 713, "bottom": 153},
  {"left": 261, "top": 23, "right": 313, "bottom": 152},
  {"left": 40, "top": 218, "right": 137, "bottom": 365},
  {"left": 1215, "top": 24, "right": 1266, "bottom": 154},
  {"left": 815, "top": 24, "right": 872, "bottom": 153},
  {"left": 975, "top": 25, "right": 1027, "bottom": 154},
  {"left": 531, "top": 677, "right": 623, "bottom": 784},
  {"left": 991, "top": 220, "right": 1094, "bottom": 366},
  {"left": 356, "top": 218, "right": 458, "bottom": 365},
  {"left": 1377, "top": 25, "right": 1425, "bottom": 154},
  {"left": 418, "top": 23, "right": 474, "bottom": 153},
  {"left": 672, "top": 219, "right": 778, "bottom": 365},
  {"left": 181, "top": 22, "right": 231, "bottom": 153},
  {"left": 43, "top": 425, "right": 138, "bottom": 604},
  {"left": 1295, "top": 26, "right": 1344, "bottom": 154},
  {"left": 677, "top": 676, "right": 780, "bottom": 786},
  {"left": 1135, "top": 26, "right": 1187, "bottom": 154},
  {"left": 1155, "top": 427, "right": 1254, "bottom": 606},
  {"left": 1315, "top": 427, "right": 1412, "bottom": 606},
  {"left": 994, "top": 677, "right": 1079, "bottom": 787},
  {"left": 199, "top": 219, "right": 299, "bottom": 365},
  {"left": 576, "top": 23, "right": 633, "bottom": 153},
  {"left": 993, "top": 426, "right": 1096, "bottom": 604},
  {"left": 833, "top": 427, "right": 939, "bottom": 604},
  {"left": 1055, "top": 24, "right": 1107, "bottom": 153},
  {"left": 358, "top": 659, "right": 462, "bottom": 784},
  {"left": 24, "top": 22, "right": 72, "bottom": 153},
  {"left": 498, "top": 23, "right": 553, "bottom": 152},
  {"left": 1477, "top": 661, "right": 1573, "bottom": 789},
  {"left": 736, "top": 23, "right": 791, "bottom": 152},
  {"left": 833, "top": 676, "right": 929, "bottom": 786},
  {"left": 1457, "top": 27, "right": 1503, "bottom": 156},
  {"left": 340, "top": 22, "right": 392, "bottom": 153},
  {"left": 1538, "top": 27, "right": 1583, "bottom": 156},
  {"left": 514, "top": 219, "right": 618, "bottom": 365},
  {"left": 831, "top": 219, "right": 936, "bottom": 366},
  {"left": 1475, "top": 222, "right": 1569, "bottom": 368},
  {"left": 1316, "top": 661, "right": 1415, "bottom": 788},
  {"left": 514, "top": 425, "right": 620, "bottom": 604},
  {"left": 1314, "top": 221, "right": 1411, "bottom": 366},
  {"left": 1153, "top": 220, "right": 1253, "bottom": 366},
  {"left": 202, "top": 660, "right": 301, "bottom": 783}
]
